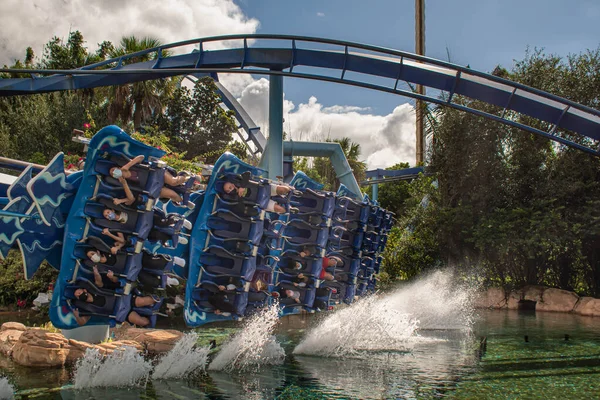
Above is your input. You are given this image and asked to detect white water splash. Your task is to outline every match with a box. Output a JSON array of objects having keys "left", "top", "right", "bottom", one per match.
[
  {"left": 0, "top": 377, "right": 14, "bottom": 400},
  {"left": 153, "top": 332, "right": 210, "bottom": 379},
  {"left": 209, "top": 304, "right": 285, "bottom": 372},
  {"left": 294, "top": 270, "right": 475, "bottom": 356},
  {"left": 73, "top": 346, "right": 153, "bottom": 389}
]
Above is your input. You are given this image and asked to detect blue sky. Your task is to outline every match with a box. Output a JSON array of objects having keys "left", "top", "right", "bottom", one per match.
[{"left": 237, "top": 0, "right": 600, "bottom": 115}]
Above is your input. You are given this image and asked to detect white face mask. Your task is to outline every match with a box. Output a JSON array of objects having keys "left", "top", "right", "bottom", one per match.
[
  {"left": 90, "top": 253, "right": 101, "bottom": 263},
  {"left": 111, "top": 168, "right": 123, "bottom": 179}
]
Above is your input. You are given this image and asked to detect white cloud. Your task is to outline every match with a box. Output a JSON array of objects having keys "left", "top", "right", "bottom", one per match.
[
  {"left": 0, "top": 0, "right": 259, "bottom": 66},
  {"left": 0, "top": 1, "right": 415, "bottom": 170},
  {"left": 322, "top": 105, "right": 371, "bottom": 114},
  {"left": 237, "top": 78, "right": 416, "bottom": 169}
]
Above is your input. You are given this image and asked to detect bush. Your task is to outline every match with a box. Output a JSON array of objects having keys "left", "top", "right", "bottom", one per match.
[{"left": 0, "top": 250, "right": 58, "bottom": 307}]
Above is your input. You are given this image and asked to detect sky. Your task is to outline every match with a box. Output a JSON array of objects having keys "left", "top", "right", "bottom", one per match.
[{"left": 1, "top": 0, "right": 598, "bottom": 168}]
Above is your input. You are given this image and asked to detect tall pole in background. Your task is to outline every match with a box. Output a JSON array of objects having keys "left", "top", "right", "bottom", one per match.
[
  {"left": 415, "top": 0, "right": 426, "bottom": 165},
  {"left": 267, "top": 74, "right": 284, "bottom": 180}
]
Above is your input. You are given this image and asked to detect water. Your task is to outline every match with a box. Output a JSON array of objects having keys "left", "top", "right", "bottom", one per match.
[
  {"left": 153, "top": 332, "right": 210, "bottom": 379},
  {"left": 0, "top": 376, "right": 14, "bottom": 400},
  {"left": 73, "top": 347, "right": 153, "bottom": 389},
  {"left": 2, "top": 271, "right": 600, "bottom": 399},
  {"left": 209, "top": 303, "right": 285, "bottom": 372},
  {"left": 294, "top": 270, "right": 471, "bottom": 356}
]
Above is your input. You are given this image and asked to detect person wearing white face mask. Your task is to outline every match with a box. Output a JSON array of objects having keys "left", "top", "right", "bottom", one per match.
[
  {"left": 103, "top": 208, "right": 128, "bottom": 224},
  {"left": 102, "top": 207, "right": 191, "bottom": 230},
  {"left": 86, "top": 249, "right": 117, "bottom": 266},
  {"left": 108, "top": 155, "right": 194, "bottom": 207}
]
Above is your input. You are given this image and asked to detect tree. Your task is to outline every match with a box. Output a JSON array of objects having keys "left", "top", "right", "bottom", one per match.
[
  {"left": 158, "top": 77, "right": 238, "bottom": 163},
  {"left": 107, "top": 36, "right": 177, "bottom": 129},
  {"left": 376, "top": 162, "right": 412, "bottom": 216},
  {"left": 311, "top": 137, "right": 367, "bottom": 191}
]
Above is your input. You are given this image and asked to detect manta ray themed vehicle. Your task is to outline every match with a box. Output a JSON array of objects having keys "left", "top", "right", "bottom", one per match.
[{"left": 0, "top": 125, "right": 393, "bottom": 329}]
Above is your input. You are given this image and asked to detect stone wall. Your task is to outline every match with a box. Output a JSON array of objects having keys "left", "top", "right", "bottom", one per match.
[
  {"left": 474, "top": 285, "right": 600, "bottom": 317},
  {"left": 0, "top": 322, "right": 183, "bottom": 368}
]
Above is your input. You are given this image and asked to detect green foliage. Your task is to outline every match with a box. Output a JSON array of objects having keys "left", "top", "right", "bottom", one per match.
[
  {"left": 377, "top": 162, "right": 412, "bottom": 216},
  {"left": 0, "top": 92, "right": 96, "bottom": 162},
  {"left": 292, "top": 137, "right": 366, "bottom": 191},
  {"left": 132, "top": 128, "right": 205, "bottom": 174},
  {"left": 105, "top": 36, "right": 177, "bottom": 129},
  {"left": 0, "top": 251, "right": 58, "bottom": 307},
  {"left": 158, "top": 77, "right": 238, "bottom": 163},
  {"left": 388, "top": 47, "right": 600, "bottom": 295}
]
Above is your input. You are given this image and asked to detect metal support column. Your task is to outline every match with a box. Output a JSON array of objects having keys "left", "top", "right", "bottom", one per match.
[
  {"left": 415, "top": 0, "right": 426, "bottom": 165},
  {"left": 372, "top": 183, "right": 379, "bottom": 202},
  {"left": 267, "top": 74, "right": 284, "bottom": 180}
]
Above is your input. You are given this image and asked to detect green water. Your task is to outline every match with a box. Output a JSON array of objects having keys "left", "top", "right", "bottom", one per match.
[{"left": 1, "top": 310, "right": 600, "bottom": 399}]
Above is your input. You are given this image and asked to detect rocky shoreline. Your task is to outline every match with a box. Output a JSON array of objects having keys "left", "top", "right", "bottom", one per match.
[
  {"left": 474, "top": 285, "right": 600, "bottom": 316},
  {"left": 0, "top": 322, "right": 184, "bottom": 368}
]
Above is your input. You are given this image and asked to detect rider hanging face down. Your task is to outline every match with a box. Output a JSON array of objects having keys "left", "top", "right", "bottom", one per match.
[
  {"left": 85, "top": 251, "right": 176, "bottom": 290},
  {"left": 108, "top": 154, "right": 195, "bottom": 207},
  {"left": 102, "top": 207, "right": 189, "bottom": 229},
  {"left": 220, "top": 171, "right": 295, "bottom": 214},
  {"left": 100, "top": 208, "right": 188, "bottom": 249},
  {"left": 72, "top": 288, "right": 160, "bottom": 327}
]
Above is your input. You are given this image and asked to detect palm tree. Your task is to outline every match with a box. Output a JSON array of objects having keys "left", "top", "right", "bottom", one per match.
[
  {"left": 107, "top": 36, "right": 178, "bottom": 129},
  {"left": 313, "top": 137, "right": 367, "bottom": 191}
]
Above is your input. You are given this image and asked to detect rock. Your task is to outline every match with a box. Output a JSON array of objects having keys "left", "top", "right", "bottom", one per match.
[
  {"left": 536, "top": 288, "right": 579, "bottom": 313},
  {"left": 522, "top": 285, "right": 545, "bottom": 302},
  {"left": 66, "top": 339, "right": 144, "bottom": 363},
  {"left": 12, "top": 329, "right": 70, "bottom": 367},
  {"left": 65, "top": 339, "right": 96, "bottom": 363},
  {"left": 0, "top": 329, "right": 24, "bottom": 356},
  {"left": 574, "top": 297, "right": 600, "bottom": 317},
  {"left": 474, "top": 288, "right": 506, "bottom": 309},
  {"left": 96, "top": 340, "right": 144, "bottom": 354},
  {"left": 112, "top": 326, "right": 183, "bottom": 354},
  {"left": 1, "top": 322, "right": 26, "bottom": 332},
  {"left": 507, "top": 291, "right": 522, "bottom": 310}
]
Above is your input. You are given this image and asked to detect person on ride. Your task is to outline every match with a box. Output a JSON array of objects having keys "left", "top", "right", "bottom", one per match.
[
  {"left": 111, "top": 177, "right": 150, "bottom": 209},
  {"left": 72, "top": 288, "right": 159, "bottom": 327},
  {"left": 109, "top": 155, "right": 191, "bottom": 206},
  {"left": 102, "top": 226, "right": 185, "bottom": 253},
  {"left": 99, "top": 228, "right": 130, "bottom": 254},
  {"left": 92, "top": 265, "right": 121, "bottom": 290},
  {"left": 298, "top": 248, "right": 338, "bottom": 280},
  {"left": 291, "top": 273, "right": 315, "bottom": 287},
  {"left": 207, "top": 291, "right": 236, "bottom": 316},
  {"left": 142, "top": 252, "right": 186, "bottom": 271},
  {"left": 281, "top": 289, "right": 301, "bottom": 303},
  {"left": 102, "top": 206, "right": 192, "bottom": 232},
  {"left": 87, "top": 252, "right": 170, "bottom": 290},
  {"left": 221, "top": 172, "right": 293, "bottom": 214}
]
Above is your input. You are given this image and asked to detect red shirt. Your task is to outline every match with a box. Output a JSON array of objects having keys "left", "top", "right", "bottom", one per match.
[{"left": 320, "top": 257, "right": 331, "bottom": 279}]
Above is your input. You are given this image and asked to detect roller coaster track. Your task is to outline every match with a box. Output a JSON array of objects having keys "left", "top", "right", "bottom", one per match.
[{"left": 1, "top": 34, "right": 599, "bottom": 156}]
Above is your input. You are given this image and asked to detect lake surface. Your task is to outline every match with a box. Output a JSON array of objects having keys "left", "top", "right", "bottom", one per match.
[{"left": 2, "top": 308, "right": 600, "bottom": 399}]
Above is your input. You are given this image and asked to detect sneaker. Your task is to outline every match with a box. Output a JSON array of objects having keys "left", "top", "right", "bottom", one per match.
[
  {"left": 151, "top": 294, "right": 161, "bottom": 303},
  {"left": 178, "top": 236, "right": 189, "bottom": 245},
  {"left": 182, "top": 219, "right": 192, "bottom": 230},
  {"left": 167, "top": 277, "right": 180, "bottom": 286},
  {"left": 173, "top": 256, "right": 186, "bottom": 268},
  {"left": 186, "top": 201, "right": 195, "bottom": 210}
]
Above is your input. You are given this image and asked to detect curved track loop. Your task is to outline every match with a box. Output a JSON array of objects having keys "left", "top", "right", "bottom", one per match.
[{"left": 1, "top": 34, "right": 599, "bottom": 155}]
